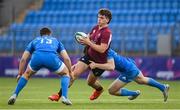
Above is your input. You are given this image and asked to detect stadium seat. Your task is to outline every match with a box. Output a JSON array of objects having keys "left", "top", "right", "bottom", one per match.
[{"left": 0, "top": 0, "right": 179, "bottom": 53}]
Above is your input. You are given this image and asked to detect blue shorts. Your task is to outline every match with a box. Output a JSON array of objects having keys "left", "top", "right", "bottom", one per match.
[
  {"left": 118, "top": 69, "right": 140, "bottom": 83},
  {"left": 28, "top": 51, "right": 65, "bottom": 73}
]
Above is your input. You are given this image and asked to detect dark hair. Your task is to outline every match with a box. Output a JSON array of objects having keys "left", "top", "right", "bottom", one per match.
[
  {"left": 40, "top": 27, "right": 51, "bottom": 36},
  {"left": 98, "top": 8, "right": 112, "bottom": 24}
]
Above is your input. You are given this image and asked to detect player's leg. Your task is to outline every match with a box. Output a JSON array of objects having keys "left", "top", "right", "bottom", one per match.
[
  {"left": 108, "top": 79, "right": 127, "bottom": 96},
  {"left": 8, "top": 66, "right": 36, "bottom": 105},
  {"left": 48, "top": 64, "right": 76, "bottom": 101},
  {"left": 8, "top": 53, "right": 43, "bottom": 105},
  {"left": 108, "top": 76, "right": 140, "bottom": 100},
  {"left": 54, "top": 63, "right": 72, "bottom": 105},
  {"left": 43, "top": 54, "right": 73, "bottom": 105},
  {"left": 87, "top": 72, "right": 103, "bottom": 91},
  {"left": 48, "top": 61, "right": 89, "bottom": 101},
  {"left": 134, "top": 72, "right": 169, "bottom": 102},
  {"left": 87, "top": 70, "right": 104, "bottom": 100}
]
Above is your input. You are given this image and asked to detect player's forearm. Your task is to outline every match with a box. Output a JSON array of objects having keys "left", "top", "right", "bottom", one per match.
[
  {"left": 64, "top": 58, "right": 72, "bottom": 73},
  {"left": 95, "top": 63, "right": 114, "bottom": 71},
  {"left": 88, "top": 42, "right": 107, "bottom": 53},
  {"left": 18, "top": 59, "right": 27, "bottom": 75},
  {"left": 18, "top": 51, "right": 31, "bottom": 75}
]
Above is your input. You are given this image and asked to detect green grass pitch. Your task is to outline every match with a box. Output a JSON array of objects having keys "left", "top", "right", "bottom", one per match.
[{"left": 0, "top": 77, "right": 180, "bottom": 110}]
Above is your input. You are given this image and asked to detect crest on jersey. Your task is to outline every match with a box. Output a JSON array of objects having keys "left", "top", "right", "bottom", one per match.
[{"left": 92, "top": 30, "right": 96, "bottom": 34}]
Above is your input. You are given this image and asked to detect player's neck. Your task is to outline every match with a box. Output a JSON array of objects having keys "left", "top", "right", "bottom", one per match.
[{"left": 98, "top": 24, "right": 108, "bottom": 29}]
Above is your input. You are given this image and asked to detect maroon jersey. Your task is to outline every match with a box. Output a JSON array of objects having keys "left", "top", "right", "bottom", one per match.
[{"left": 87, "top": 25, "right": 112, "bottom": 63}]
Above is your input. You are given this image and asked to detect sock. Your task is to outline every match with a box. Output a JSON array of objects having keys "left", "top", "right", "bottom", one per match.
[
  {"left": 96, "top": 86, "right": 103, "bottom": 91},
  {"left": 61, "top": 75, "right": 70, "bottom": 98},
  {"left": 120, "top": 88, "right": 138, "bottom": 96},
  {"left": 147, "top": 78, "right": 165, "bottom": 92},
  {"left": 14, "top": 76, "right": 28, "bottom": 96}
]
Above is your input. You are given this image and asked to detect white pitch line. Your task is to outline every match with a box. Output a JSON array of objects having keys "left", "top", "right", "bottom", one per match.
[
  {"left": 10, "top": 98, "right": 179, "bottom": 104},
  {"left": 17, "top": 98, "right": 180, "bottom": 102},
  {"left": 2, "top": 108, "right": 179, "bottom": 110}
]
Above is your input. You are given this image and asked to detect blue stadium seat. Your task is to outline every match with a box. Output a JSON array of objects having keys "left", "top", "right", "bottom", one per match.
[{"left": 1, "top": 0, "right": 179, "bottom": 53}]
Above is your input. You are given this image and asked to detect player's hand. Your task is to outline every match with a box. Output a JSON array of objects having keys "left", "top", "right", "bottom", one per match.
[
  {"left": 69, "top": 72, "right": 75, "bottom": 81},
  {"left": 16, "top": 74, "right": 22, "bottom": 82},
  {"left": 70, "top": 65, "right": 76, "bottom": 80},
  {"left": 79, "top": 37, "right": 91, "bottom": 45},
  {"left": 89, "top": 61, "right": 96, "bottom": 69},
  {"left": 71, "top": 64, "right": 76, "bottom": 71}
]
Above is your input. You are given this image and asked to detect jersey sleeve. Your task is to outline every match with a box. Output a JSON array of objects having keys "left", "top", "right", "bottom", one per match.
[
  {"left": 57, "top": 41, "right": 65, "bottom": 53},
  {"left": 101, "top": 30, "right": 112, "bottom": 45},
  {"left": 107, "top": 49, "right": 114, "bottom": 60},
  {"left": 25, "top": 41, "right": 34, "bottom": 54},
  {"left": 107, "top": 53, "right": 113, "bottom": 60}
]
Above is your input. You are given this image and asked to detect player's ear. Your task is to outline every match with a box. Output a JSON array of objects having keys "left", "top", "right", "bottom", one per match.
[{"left": 106, "top": 18, "right": 110, "bottom": 24}]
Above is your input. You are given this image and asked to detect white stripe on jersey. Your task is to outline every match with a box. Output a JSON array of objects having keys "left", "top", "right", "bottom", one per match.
[{"left": 108, "top": 34, "right": 112, "bottom": 46}]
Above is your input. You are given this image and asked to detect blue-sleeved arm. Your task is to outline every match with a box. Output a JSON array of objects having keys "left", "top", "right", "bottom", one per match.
[
  {"left": 25, "top": 41, "right": 34, "bottom": 54},
  {"left": 57, "top": 41, "right": 65, "bottom": 53},
  {"left": 107, "top": 49, "right": 114, "bottom": 60},
  {"left": 107, "top": 54, "right": 114, "bottom": 60}
]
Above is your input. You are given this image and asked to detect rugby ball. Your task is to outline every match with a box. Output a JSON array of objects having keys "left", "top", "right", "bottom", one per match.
[{"left": 75, "top": 32, "right": 88, "bottom": 44}]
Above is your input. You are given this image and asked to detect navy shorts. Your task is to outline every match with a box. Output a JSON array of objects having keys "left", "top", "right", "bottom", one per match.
[{"left": 79, "top": 55, "right": 105, "bottom": 77}]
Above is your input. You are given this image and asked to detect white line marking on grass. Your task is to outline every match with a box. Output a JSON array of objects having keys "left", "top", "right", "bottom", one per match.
[
  {"left": 14, "top": 98, "right": 180, "bottom": 105},
  {"left": 18, "top": 98, "right": 180, "bottom": 102},
  {"left": 3, "top": 108, "right": 179, "bottom": 110}
]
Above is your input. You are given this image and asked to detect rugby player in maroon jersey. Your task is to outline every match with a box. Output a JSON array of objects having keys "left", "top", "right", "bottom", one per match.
[{"left": 48, "top": 8, "right": 112, "bottom": 101}]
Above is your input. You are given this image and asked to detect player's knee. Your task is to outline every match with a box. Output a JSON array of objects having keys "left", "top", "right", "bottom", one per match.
[
  {"left": 87, "top": 80, "right": 93, "bottom": 86},
  {"left": 57, "top": 70, "right": 68, "bottom": 76},
  {"left": 58, "top": 67, "right": 69, "bottom": 76},
  {"left": 73, "top": 73, "right": 79, "bottom": 79},
  {"left": 23, "top": 71, "right": 31, "bottom": 79},
  {"left": 136, "top": 76, "right": 149, "bottom": 85},
  {"left": 108, "top": 88, "right": 115, "bottom": 95},
  {"left": 63, "top": 72, "right": 69, "bottom": 76},
  {"left": 137, "top": 79, "right": 146, "bottom": 85},
  {"left": 87, "top": 79, "right": 96, "bottom": 86}
]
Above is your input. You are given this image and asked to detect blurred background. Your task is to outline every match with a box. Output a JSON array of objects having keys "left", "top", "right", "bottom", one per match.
[{"left": 0, "top": 0, "right": 180, "bottom": 80}]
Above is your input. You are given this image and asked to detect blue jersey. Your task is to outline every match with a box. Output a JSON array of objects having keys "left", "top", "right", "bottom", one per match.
[
  {"left": 108, "top": 49, "right": 139, "bottom": 73},
  {"left": 25, "top": 35, "right": 66, "bottom": 72},
  {"left": 25, "top": 35, "right": 65, "bottom": 54}
]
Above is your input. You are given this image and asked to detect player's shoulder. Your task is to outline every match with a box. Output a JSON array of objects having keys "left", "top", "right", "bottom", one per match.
[
  {"left": 91, "top": 25, "right": 99, "bottom": 32},
  {"left": 104, "top": 27, "right": 111, "bottom": 33},
  {"left": 46, "top": 36, "right": 56, "bottom": 39},
  {"left": 46, "top": 36, "right": 59, "bottom": 43},
  {"left": 101, "top": 27, "right": 111, "bottom": 35},
  {"left": 34, "top": 36, "right": 41, "bottom": 40},
  {"left": 93, "top": 25, "right": 99, "bottom": 29},
  {"left": 31, "top": 37, "right": 41, "bottom": 44},
  {"left": 57, "top": 40, "right": 65, "bottom": 47}
]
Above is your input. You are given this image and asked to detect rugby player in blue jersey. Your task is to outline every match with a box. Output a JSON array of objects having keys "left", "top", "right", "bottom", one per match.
[
  {"left": 8, "top": 27, "right": 73, "bottom": 105},
  {"left": 89, "top": 49, "right": 169, "bottom": 102}
]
